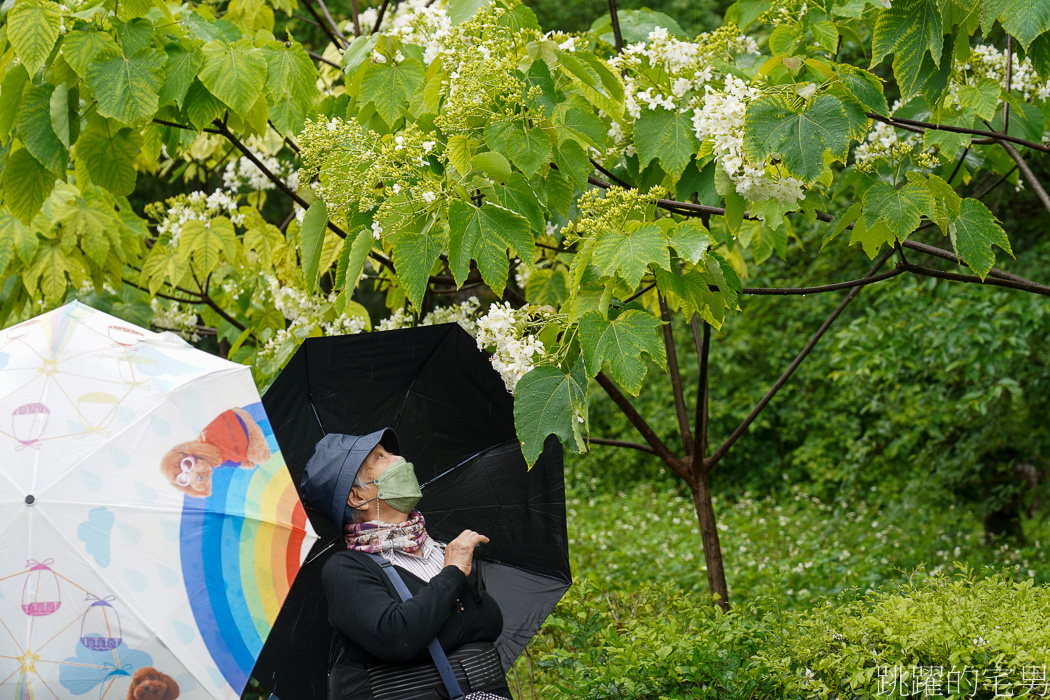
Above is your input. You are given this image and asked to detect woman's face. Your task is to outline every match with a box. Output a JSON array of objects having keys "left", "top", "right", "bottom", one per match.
[{"left": 347, "top": 443, "right": 402, "bottom": 516}]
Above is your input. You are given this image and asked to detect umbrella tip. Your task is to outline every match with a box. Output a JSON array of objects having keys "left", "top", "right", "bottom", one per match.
[{"left": 25, "top": 494, "right": 35, "bottom": 505}]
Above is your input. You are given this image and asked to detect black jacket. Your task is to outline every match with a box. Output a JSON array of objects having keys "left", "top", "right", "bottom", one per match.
[{"left": 322, "top": 549, "right": 510, "bottom": 699}]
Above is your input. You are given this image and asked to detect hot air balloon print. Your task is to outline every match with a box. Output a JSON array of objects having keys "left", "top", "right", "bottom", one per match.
[
  {"left": 76, "top": 393, "right": 118, "bottom": 433},
  {"left": 12, "top": 403, "right": 49, "bottom": 448},
  {"left": 79, "top": 596, "right": 122, "bottom": 651},
  {"left": 20, "top": 560, "right": 61, "bottom": 616},
  {"left": 106, "top": 325, "right": 144, "bottom": 347}
]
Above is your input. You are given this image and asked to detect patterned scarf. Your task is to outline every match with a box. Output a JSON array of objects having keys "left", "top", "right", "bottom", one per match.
[{"left": 344, "top": 509, "right": 429, "bottom": 554}]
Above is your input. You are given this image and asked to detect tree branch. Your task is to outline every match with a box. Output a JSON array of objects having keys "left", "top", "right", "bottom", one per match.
[
  {"left": 900, "top": 239, "right": 1049, "bottom": 291},
  {"left": 866, "top": 112, "right": 1050, "bottom": 153},
  {"left": 301, "top": 0, "right": 347, "bottom": 49},
  {"left": 372, "top": 0, "right": 391, "bottom": 34},
  {"left": 692, "top": 315, "right": 710, "bottom": 472},
  {"left": 706, "top": 250, "right": 895, "bottom": 471},
  {"left": 587, "top": 437, "right": 656, "bottom": 454},
  {"left": 308, "top": 50, "right": 342, "bottom": 69},
  {"left": 607, "top": 0, "right": 624, "bottom": 53},
  {"left": 153, "top": 118, "right": 221, "bottom": 135},
  {"left": 594, "top": 371, "right": 687, "bottom": 479},
  {"left": 899, "top": 261, "right": 1050, "bottom": 296},
  {"left": 315, "top": 0, "right": 349, "bottom": 47},
  {"left": 659, "top": 295, "right": 694, "bottom": 455},
  {"left": 740, "top": 267, "right": 904, "bottom": 295},
  {"left": 350, "top": 0, "right": 361, "bottom": 36},
  {"left": 997, "top": 139, "right": 1050, "bottom": 214}
]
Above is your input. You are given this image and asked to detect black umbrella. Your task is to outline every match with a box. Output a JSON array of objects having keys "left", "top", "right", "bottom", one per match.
[{"left": 252, "top": 323, "right": 571, "bottom": 700}]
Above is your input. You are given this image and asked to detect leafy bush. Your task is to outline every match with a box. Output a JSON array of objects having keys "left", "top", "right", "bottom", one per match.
[
  {"left": 757, "top": 566, "right": 1050, "bottom": 699},
  {"left": 529, "top": 580, "right": 779, "bottom": 699}
]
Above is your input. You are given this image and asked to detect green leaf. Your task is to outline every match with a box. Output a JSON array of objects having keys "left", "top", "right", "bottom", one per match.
[
  {"left": 115, "top": 18, "right": 154, "bottom": 55},
  {"left": 85, "top": 44, "right": 167, "bottom": 126},
  {"left": 471, "top": 151, "right": 512, "bottom": 183},
  {"left": 522, "top": 60, "right": 557, "bottom": 117},
  {"left": 447, "top": 0, "right": 490, "bottom": 24},
  {"left": 744, "top": 95, "right": 850, "bottom": 184},
  {"left": 53, "top": 186, "right": 121, "bottom": 265},
  {"left": 956, "top": 78, "right": 1000, "bottom": 121},
  {"left": 2, "top": 148, "right": 54, "bottom": 224},
  {"left": 861, "top": 180, "right": 933, "bottom": 238},
  {"left": 158, "top": 43, "right": 204, "bottom": 109},
  {"left": 667, "top": 219, "right": 715, "bottom": 264},
  {"left": 183, "top": 80, "right": 226, "bottom": 132},
  {"left": 140, "top": 242, "right": 187, "bottom": 295},
  {"left": 485, "top": 121, "right": 552, "bottom": 178},
  {"left": 7, "top": 0, "right": 61, "bottom": 75},
  {"left": 635, "top": 108, "right": 698, "bottom": 180},
  {"left": 360, "top": 58, "right": 424, "bottom": 126},
  {"left": 558, "top": 49, "right": 625, "bottom": 119},
  {"left": 17, "top": 85, "right": 67, "bottom": 174},
  {"left": 494, "top": 173, "right": 545, "bottom": 233},
  {"left": 559, "top": 106, "right": 607, "bottom": 149},
  {"left": 525, "top": 268, "right": 569, "bottom": 307},
  {"left": 653, "top": 265, "right": 713, "bottom": 320},
  {"left": 838, "top": 66, "right": 888, "bottom": 115},
  {"left": 446, "top": 135, "right": 472, "bottom": 175},
  {"left": 49, "top": 82, "right": 73, "bottom": 149},
  {"left": 578, "top": 310, "right": 666, "bottom": 394},
  {"left": 61, "top": 30, "right": 120, "bottom": 77},
  {"left": 593, "top": 222, "right": 670, "bottom": 289},
  {"left": 514, "top": 357, "right": 588, "bottom": 467},
  {"left": 993, "top": 0, "right": 1050, "bottom": 51},
  {"left": 0, "top": 65, "right": 29, "bottom": 142},
  {"left": 198, "top": 39, "right": 267, "bottom": 119},
  {"left": 1029, "top": 32, "right": 1050, "bottom": 77},
  {"left": 0, "top": 208, "right": 35, "bottom": 266},
  {"left": 822, "top": 201, "right": 861, "bottom": 250},
  {"left": 848, "top": 217, "right": 896, "bottom": 258},
  {"left": 342, "top": 34, "right": 379, "bottom": 75},
  {"left": 26, "top": 237, "right": 76, "bottom": 301},
  {"left": 75, "top": 123, "right": 143, "bottom": 196},
  {"left": 870, "top": 0, "right": 943, "bottom": 99},
  {"left": 390, "top": 223, "right": 445, "bottom": 310},
  {"left": 552, "top": 139, "right": 590, "bottom": 189},
  {"left": 949, "top": 198, "right": 1013, "bottom": 280},
  {"left": 179, "top": 216, "right": 237, "bottom": 278},
  {"left": 300, "top": 199, "right": 328, "bottom": 290},
  {"left": 340, "top": 227, "right": 375, "bottom": 291},
  {"left": 448, "top": 200, "right": 534, "bottom": 296},
  {"left": 769, "top": 24, "right": 801, "bottom": 55},
  {"left": 261, "top": 42, "right": 316, "bottom": 136},
  {"left": 812, "top": 20, "right": 839, "bottom": 52}
]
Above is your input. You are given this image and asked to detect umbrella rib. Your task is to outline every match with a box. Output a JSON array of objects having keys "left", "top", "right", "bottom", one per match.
[
  {"left": 418, "top": 439, "right": 519, "bottom": 490},
  {"left": 29, "top": 506, "right": 223, "bottom": 699},
  {"left": 392, "top": 326, "right": 455, "bottom": 429}
]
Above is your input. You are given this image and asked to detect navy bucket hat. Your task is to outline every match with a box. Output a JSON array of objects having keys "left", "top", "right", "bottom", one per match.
[{"left": 300, "top": 427, "right": 400, "bottom": 528}]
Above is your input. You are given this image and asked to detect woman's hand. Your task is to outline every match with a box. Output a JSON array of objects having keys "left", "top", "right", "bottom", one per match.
[{"left": 443, "top": 530, "right": 489, "bottom": 577}]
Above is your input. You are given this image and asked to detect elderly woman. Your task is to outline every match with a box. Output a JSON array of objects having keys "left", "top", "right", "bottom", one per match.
[{"left": 301, "top": 428, "right": 513, "bottom": 700}]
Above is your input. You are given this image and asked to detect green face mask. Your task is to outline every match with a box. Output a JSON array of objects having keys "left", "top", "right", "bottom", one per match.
[{"left": 373, "top": 457, "right": 422, "bottom": 513}]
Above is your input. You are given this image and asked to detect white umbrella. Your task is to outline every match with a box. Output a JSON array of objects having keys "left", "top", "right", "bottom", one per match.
[{"left": 0, "top": 301, "right": 316, "bottom": 699}]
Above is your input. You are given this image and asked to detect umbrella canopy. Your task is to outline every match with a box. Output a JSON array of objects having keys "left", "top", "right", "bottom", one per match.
[
  {"left": 0, "top": 301, "right": 315, "bottom": 699},
  {"left": 254, "top": 323, "right": 571, "bottom": 699}
]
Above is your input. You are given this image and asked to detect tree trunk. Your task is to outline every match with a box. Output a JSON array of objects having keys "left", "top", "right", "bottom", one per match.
[{"left": 690, "top": 465, "right": 729, "bottom": 611}]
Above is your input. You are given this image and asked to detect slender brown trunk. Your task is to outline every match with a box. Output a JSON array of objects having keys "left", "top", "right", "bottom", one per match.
[{"left": 690, "top": 464, "right": 729, "bottom": 611}]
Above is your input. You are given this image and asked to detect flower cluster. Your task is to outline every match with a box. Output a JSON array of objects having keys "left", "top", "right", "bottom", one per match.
[
  {"left": 322, "top": 313, "right": 368, "bottom": 336},
  {"left": 562, "top": 186, "right": 666, "bottom": 240},
  {"left": 608, "top": 26, "right": 800, "bottom": 207},
  {"left": 265, "top": 274, "right": 333, "bottom": 322},
  {"left": 298, "top": 119, "right": 443, "bottom": 233},
  {"left": 960, "top": 44, "right": 1050, "bottom": 102},
  {"left": 433, "top": 4, "right": 535, "bottom": 133},
  {"left": 145, "top": 190, "right": 243, "bottom": 242},
  {"left": 852, "top": 102, "right": 937, "bottom": 172},
  {"left": 149, "top": 299, "right": 200, "bottom": 343},
  {"left": 694, "top": 77, "right": 805, "bottom": 206},
  {"left": 420, "top": 296, "right": 481, "bottom": 333},
  {"left": 376, "top": 307, "right": 416, "bottom": 331},
  {"left": 475, "top": 302, "right": 545, "bottom": 393},
  {"left": 359, "top": 0, "right": 454, "bottom": 66},
  {"left": 222, "top": 155, "right": 300, "bottom": 193}
]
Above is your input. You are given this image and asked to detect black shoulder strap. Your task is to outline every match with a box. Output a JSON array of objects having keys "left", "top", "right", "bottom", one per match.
[{"left": 367, "top": 553, "right": 466, "bottom": 700}]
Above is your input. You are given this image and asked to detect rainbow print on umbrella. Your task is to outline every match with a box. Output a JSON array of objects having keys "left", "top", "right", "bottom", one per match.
[{"left": 179, "top": 401, "right": 309, "bottom": 691}]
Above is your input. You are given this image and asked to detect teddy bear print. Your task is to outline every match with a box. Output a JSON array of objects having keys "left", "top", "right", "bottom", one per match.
[
  {"left": 126, "top": 666, "right": 179, "bottom": 700},
  {"left": 160, "top": 407, "right": 271, "bottom": 498}
]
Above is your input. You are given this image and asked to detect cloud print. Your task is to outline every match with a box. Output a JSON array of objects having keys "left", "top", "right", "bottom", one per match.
[{"left": 77, "top": 507, "right": 114, "bottom": 567}]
